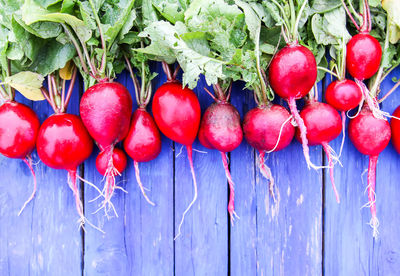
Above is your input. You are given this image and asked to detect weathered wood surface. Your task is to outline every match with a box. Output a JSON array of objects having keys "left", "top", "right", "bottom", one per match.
[{"left": 1, "top": 66, "right": 400, "bottom": 275}]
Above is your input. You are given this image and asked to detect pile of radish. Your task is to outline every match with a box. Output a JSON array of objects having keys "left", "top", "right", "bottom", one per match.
[{"left": 0, "top": 0, "right": 399, "bottom": 238}]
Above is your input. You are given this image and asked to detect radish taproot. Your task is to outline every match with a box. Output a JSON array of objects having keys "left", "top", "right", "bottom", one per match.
[
  {"left": 0, "top": 101, "right": 40, "bottom": 214},
  {"left": 268, "top": 0, "right": 318, "bottom": 170},
  {"left": 391, "top": 106, "right": 400, "bottom": 154},
  {"left": 37, "top": 69, "right": 101, "bottom": 231},
  {"left": 123, "top": 56, "right": 161, "bottom": 206},
  {"left": 198, "top": 83, "right": 242, "bottom": 221},
  {"left": 152, "top": 62, "right": 200, "bottom": 238},
  {"left": 80, "top": 81, "right": 133, "bottom": 215},
  {"left": 243, "top": 103, "right": 294, "bottom": 200},
  {"left": 297, "top": 100, "right": 342, "bottom": 203},
  {"left": 349, "top": 105, "right": 391, "bottom": 237}
]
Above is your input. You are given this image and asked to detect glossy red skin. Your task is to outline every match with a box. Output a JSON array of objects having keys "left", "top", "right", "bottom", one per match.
[
  {"left": 123, "top": 109, "right": 162, "bottom": 162},
  {"left": 349, "top": 107, "right": 391, "bottom": 156},
  {"left": 325, "top": 79, "right": 362, "bottom": 111},
  {"left": 0, "top": 101, "right": 40, "bottom": 159},
  {"left": 152, "top": 81, "right": 201, "bottom": 146},
  {"left": 269, "top": 44, "right": 317, "bottom": 99},
  {"left": 199, "top": 102, "right": 242, "bottom": 153},
  {"left": 37, "top": 113, "right": 93, "bottom": 170},
  {"left": 243, "top": 105, "right": 294, "bottom": 152},
  {"left": 198, "top": 120, "right": 215, "bottom": 149},
  {"left": 296, "top": 101, "right": 342, "bottom": 146},
  {"left": 96, "top": 148, "right": 127, "bottom": 175},
  {"left": 391, "top": 106, "right": 400, "bottom": 154},
  {"left": 346, "top": 33, "right": 382, "bottom": 80},
  {"left": 80, "top": 82, "right": 133, "bottom": 150}
]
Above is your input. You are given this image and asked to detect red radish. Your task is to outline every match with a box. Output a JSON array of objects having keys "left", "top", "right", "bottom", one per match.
[
  {"left": 391, "top": 106, "right": 400, "bottom": 154},
  {"left": 0, "top": 101, "right": 40, "bottom": 214},
  {"left": 198, "top": 84, "right": 242, "bottom": 221},
  {"left": 80, "top": 81, "right": 133, "bottom": 214},
  {"left": 96, "top": 148, "right": 127, "bottom": 176},
  {"left": 37, "top": 69, "right": 100, "bottom": 230},
  {"left": 325, "top": 79, "right": 362, "bottom": 112},
  {"left": 123, "top": 56, "right": 162, "bottom": 206},
  {"left": 349, "top": 105, "right": 391, "bottom": 237},
  {"left": 243, "top": 103, "right": 294, "bottom": 199},
  {"left": 152, "top": 62, "right": 200, "bottom": 238},
  {"left": 269, "top": 44, "right": 317, "bottom": 169},
  {"left": 296, "top": 100, "right": 342, "bottom": 203}
]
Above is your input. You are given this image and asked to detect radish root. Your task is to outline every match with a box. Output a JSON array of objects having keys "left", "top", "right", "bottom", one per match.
[
  {"left": 258, "top": 151, "right": 276, "bottom": 203},
  {"left": 18, "top": 156, "right": 37, "bottom": 216},
  {"left": 322, "top": 142, "right": 340, "bottom": 203},
  {"left": 220, "top": 152, "right": 239, "bottom": 223},
  {"left": 175, "top": 145, "right": 198, "bottom": 240},
  {"left": 68, "top": 170, "right": 104, "bottom": 233},
  {"left": 356, "top": 80, "right": 387, "bottom": 120},
  {"left": 338, "top": 111, "right": 346, "bottom": 159},
  {"left": 367, "top": 155, "right": 379, "bottom": 238},
  {"left": 134, "top": 161, "right": 155, "bottom": 206}
]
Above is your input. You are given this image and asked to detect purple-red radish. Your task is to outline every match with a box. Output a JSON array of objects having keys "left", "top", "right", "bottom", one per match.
[
  {"left": 198, "top": 84, "right": 242, "bottom": 221},
  {"left": 349, "top": 105, "right": 391, "bottom": 237},
  {"left": 37, "top": 69, "right": 100, "bottom": 230},
  {"left": 152, "top": 62, "right": 200, "bottom": 238},
  {"left": 269, "top": 44, "right": 317, "bottom": 169},
  {"left": 296, "top": 100, "right": 342, "bottom": 203},
  {"left": 243, "top": 103, "right": 294, "bottom": 199},
  {"left": 123, "top": 57, "right": 161, "bottom": 206},
  {"left": 80, "top": 81, "right": 133, "bottom": 215},
  {"left": 0, "top": 101, "right": 40, "bottom": 214},
  {"left": 391, "top": 106, "right": 400, "bottom": 154}
]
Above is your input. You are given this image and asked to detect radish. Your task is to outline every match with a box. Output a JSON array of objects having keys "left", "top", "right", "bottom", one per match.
[
  {"left": 80, "top": 81, "right": 133, "bottom": 215},
  {"left": 243, "top": 103, "right": 294, "bottom": 200},
  {"left": 198, "top": 83, "right": 242, "bottom": 221},
  {"left": 123, "top": 56, "right": 162, "bottom": 206},
  {"left": 268, "top": 0, "right": 318, "bottom": 170},
  {"left": 296, "top": 100, "right": 342, "bottom": 203},
  {"left": 152, "top": 62, "right": 200, "bottom": 238},
  {"left": 349, "top": 105, "right": 391, "bottom": 237},
  {"left": 391, "top": 106, "right": 400, "bottom": 154},
  {"left": 96, "top": 148, "right": 127, "bottom": 176},
  {"left": 0, "top": 100, "right": 40, "bottom": 214},
  {"left": 37, "top": 69, "right": 101, "bottom": 230}
]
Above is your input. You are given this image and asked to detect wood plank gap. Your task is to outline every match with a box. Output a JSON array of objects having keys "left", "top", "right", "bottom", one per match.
[
  {"left": 321, "top": 76, "right": 326, "bottom": 276},
  {"left": 228, "top": 151, "right": 231, "bottom": 276},
  {"left": 172, "top": 141, "right": 176, "bottom": 276},
  {"left": 253, "top": 148, "right": 257, "bottom": 276},
  {"left": 78, "top": 75, "right": 85, "bottom": 276}
]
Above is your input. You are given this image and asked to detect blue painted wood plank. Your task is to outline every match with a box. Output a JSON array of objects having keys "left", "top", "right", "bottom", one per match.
[
  {"left": 83, "top": 66, "right": 174, "bottom": 275},
  {"left": 0, "top": 81, "right": 83, "bottom": 275},
  {"left": 324, "top": 69, "right": 400, "bottom": 275},
  {"left": 174, "top": 76, "right": 228, "bottom": 275}
]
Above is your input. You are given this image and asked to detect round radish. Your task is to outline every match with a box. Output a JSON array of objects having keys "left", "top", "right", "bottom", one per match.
[
  {"left": 152, "top": 63, "right": 201, "bottom": 239},
  {"left": 391, "top": 106, "right": 400, "bottom": 154},
  {"left": 269, "top": 44, "right": 318, "bottom": 170},
  {"left": 325, "top": 79, "right": 362, "bottom": 112},
  {"left": 349, "top": 105, "right": 391, "bottom": 237},
  {"left": 243, "top": 103, "right": 294, "bottom": 202},
  {"left": 198, "top": 86, "right": 242, "bottom": 222},
  {"left": 0, "top": 101, "right": 40, "bottom": 214},
  {"left": 296, "top": 100, "right": 342, "bottom": 203},
  {"left": 80, "top": 81, "right": 133, "bottom": 214},
  {"left": 346, "top": 34, "right": 382, "bottom": 81},
  {"left": 96, "top": 148, "right": 127, "bottom": 176},
  {"left": 37, "top": 113, "right": 94, "bottom": 227},
  {"left": 124, "top": 108, "right": 161, "bottom": 206}
]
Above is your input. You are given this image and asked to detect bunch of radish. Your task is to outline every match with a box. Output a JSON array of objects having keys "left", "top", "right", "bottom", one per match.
[{"left": 198, "top": 82, "right": 242, "bottom": 221}]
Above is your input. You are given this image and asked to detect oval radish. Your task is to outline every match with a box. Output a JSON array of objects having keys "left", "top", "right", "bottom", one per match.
[
  {"left": 96, "top": 148, "right": 127, "bottom": 176},
  {"left": 325, "top": 79, "right": 362, "bottom": 112},
  {"left": 0, "top": 101, "right": 40, "bottom": 215},
  {"left": 296, "top": 100, "right": 342, "bottom": 202},
  {"left": 80, "top": 81, "right": 133, "bottom": 214},
  {"left": 391, "top": 106, "right": 400, "bottom": 154},
  {"left": 349, "top": 105, "right": 391, "bottom": 237}
]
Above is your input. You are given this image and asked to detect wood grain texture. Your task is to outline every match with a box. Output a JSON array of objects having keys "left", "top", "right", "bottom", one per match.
[
  {"left": 323, "top": 69, "right": 400, "bottom": 275},
  {"left": 0, "top": 81, "right": 83, "bottom": 275},
  {"left": 174, "top": 75, "right": 229, "bottom": 276}
]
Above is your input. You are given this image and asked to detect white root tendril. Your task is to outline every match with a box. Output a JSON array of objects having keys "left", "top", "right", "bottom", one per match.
[
  {"left": 266, "top": 115, "right": 293, "bottom": 154},
  {"left": 258, "top": 151, "right": 277, "bottom": 203},
  {"left": 356, "top": 80, "right": 389, "bottom": 120},
  {"left": 134, "top": 161, "right": 155, "bottom": 206},
  {"left": 18, "top": 157, "right": 37, "bottom": 216},
  {"left": 338, "top": 111, "right": 346, "bottom": 160},
  {"left": 369, "top": 216, "right": 380, "bottom": 238}
]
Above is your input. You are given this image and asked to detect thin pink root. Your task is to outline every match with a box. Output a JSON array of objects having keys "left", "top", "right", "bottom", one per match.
[
  {"left": 134, "top": 161, "right": 155, "bottom": 206},
  {"left": 322, "top": 142, "right": 340, "bottom": 203},
  {"left": 338, "top": 111, "right": 346, "bottom": 159},
  {"left": 175, "top": 145, "right": 198, "bottom": 240},
  {"left": 288, "top": 97, "right": 318, "bottom": 170},
  {"left": 220, "top": 152, "right": 239, "bottom": 223},
  {"left": 68, "top": 170, "right": 104, "bottom": 233},
  {"left": 356, "top": 79, "right": 383, "bottom": 119},
  {"left": 367, "top": 155, "right": 379, "bottom": 238},
  {"left": 259, "top": 151, "right": 276, "bottom": 203},
  {"left": 18, "top": 156, "right": 37, "bottom": 216}
]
